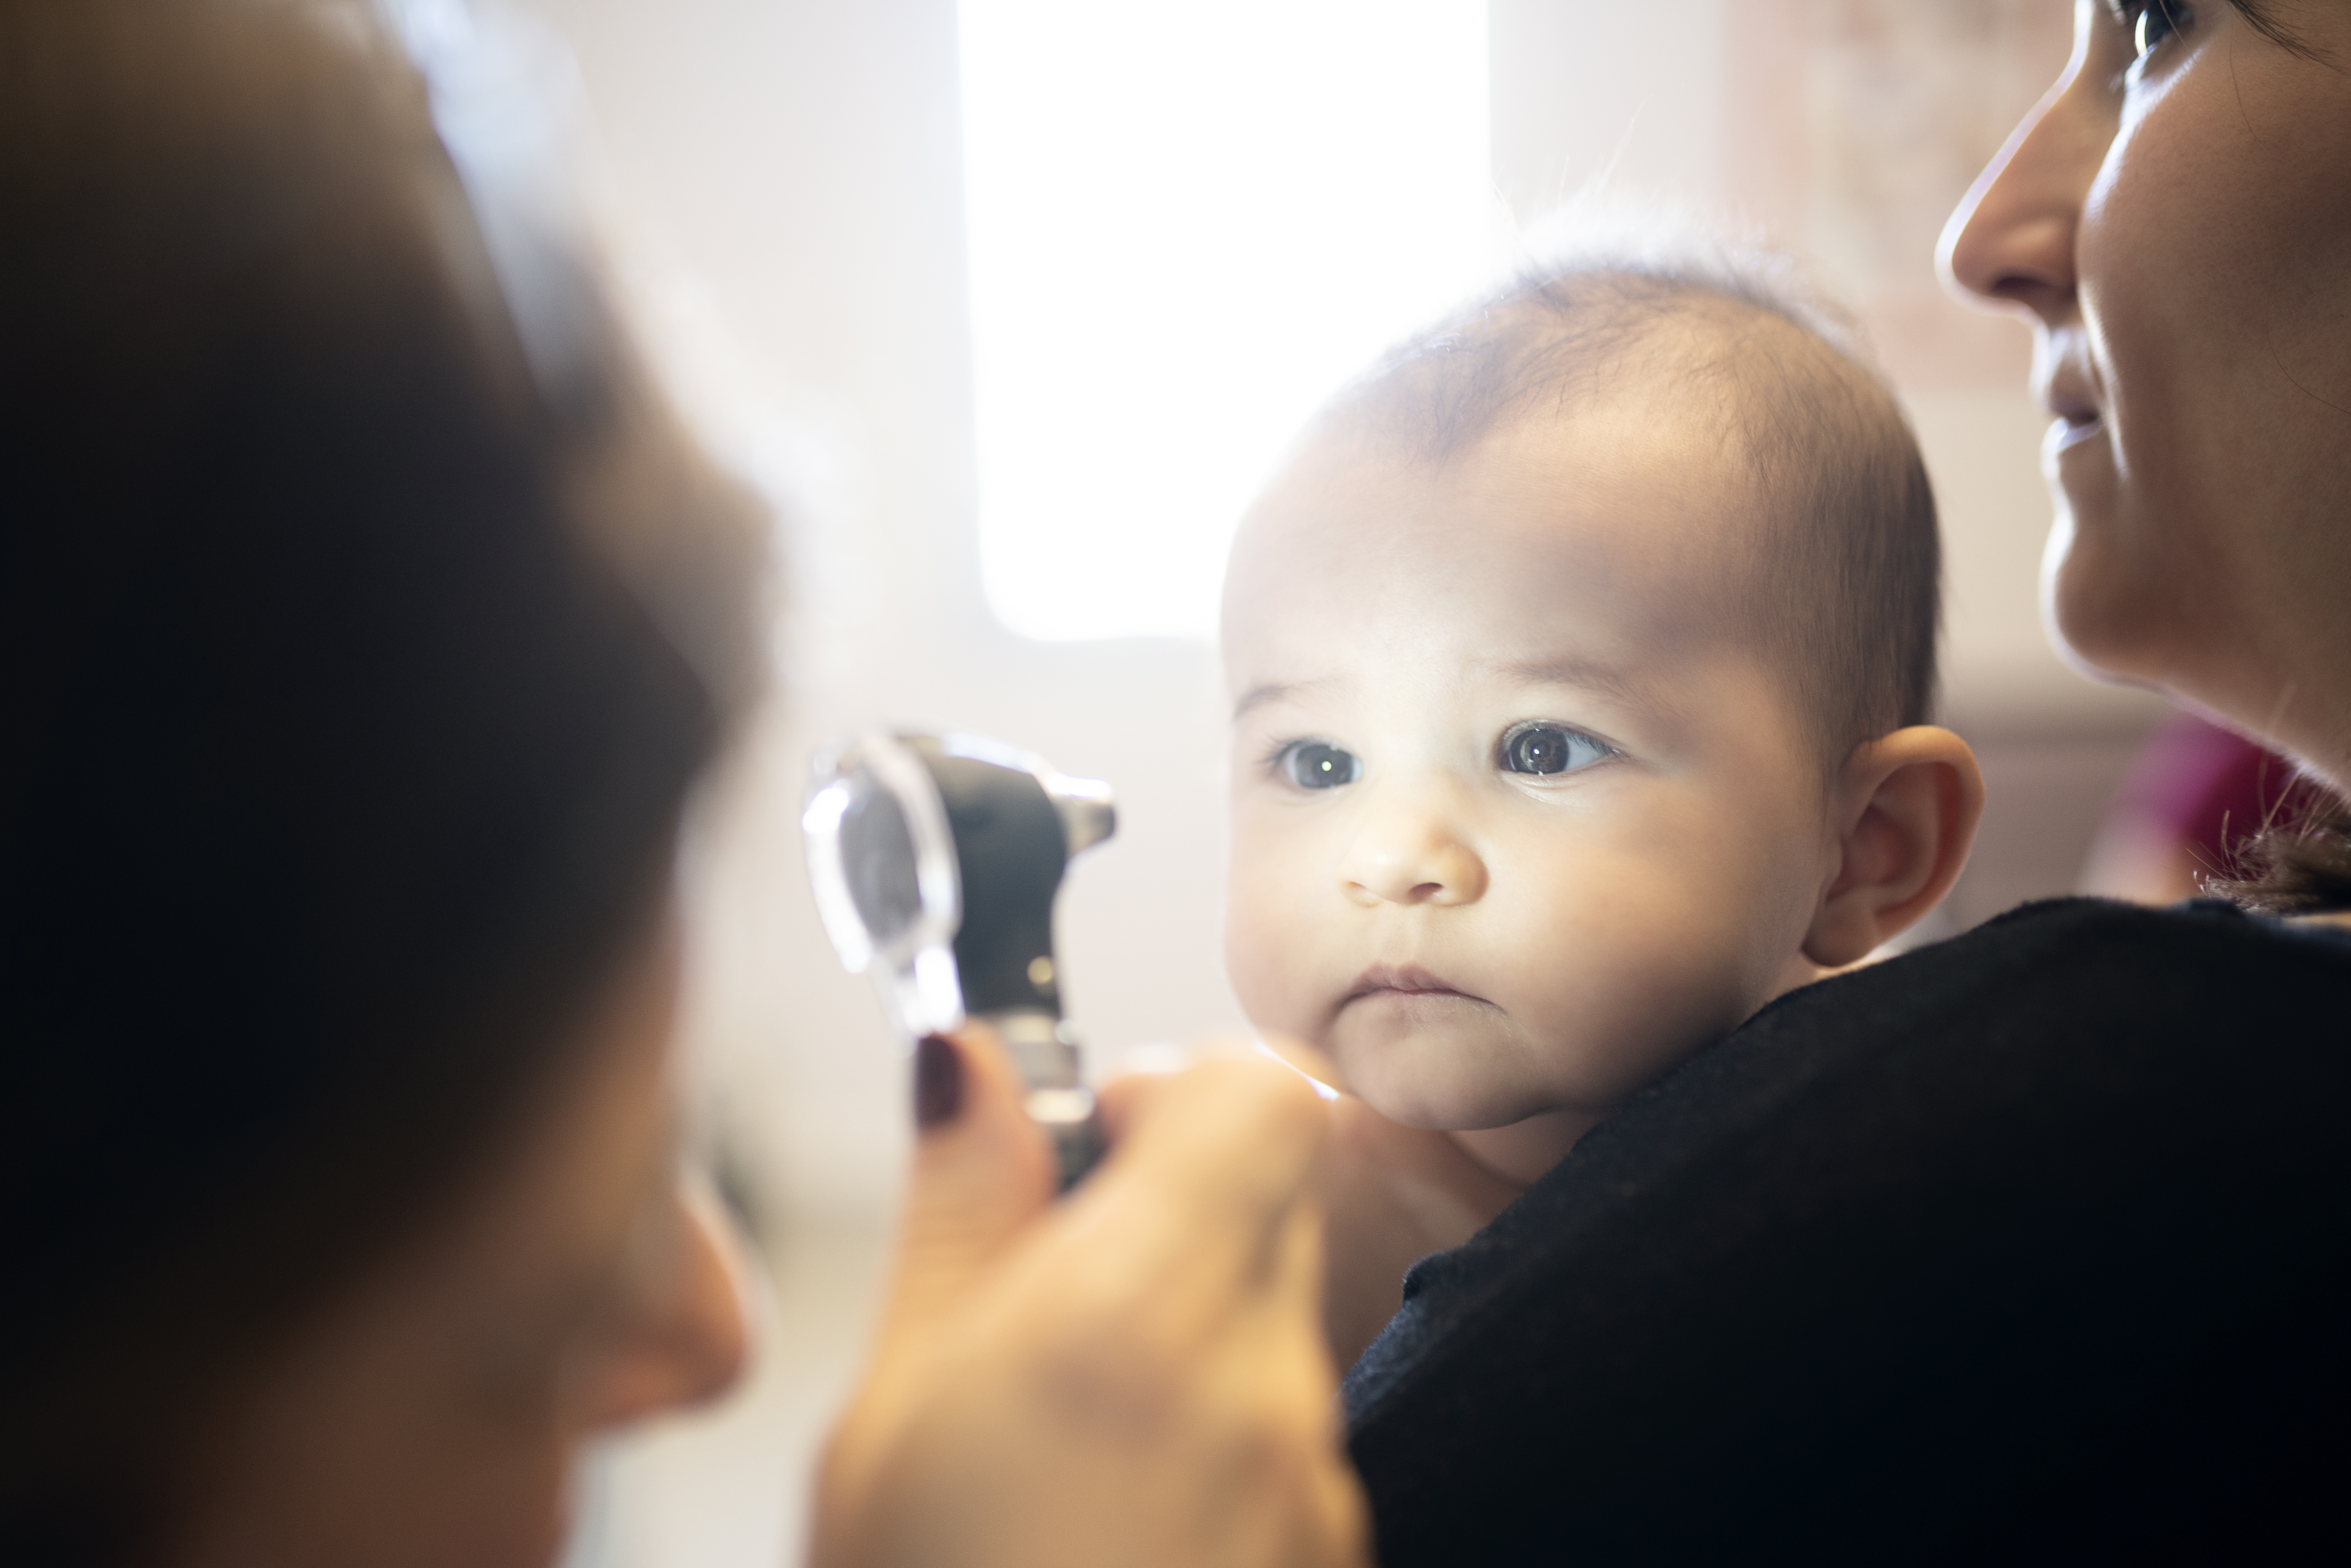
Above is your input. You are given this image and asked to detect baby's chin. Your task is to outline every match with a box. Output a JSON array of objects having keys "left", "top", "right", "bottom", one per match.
[{"left": 1329, "top": 1028, "right": 1562, "bottom": 1133}]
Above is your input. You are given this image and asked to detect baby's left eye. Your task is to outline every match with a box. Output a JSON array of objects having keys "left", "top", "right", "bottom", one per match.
[{"left": 1498, "top": 722, "right": 1611, "bottom": 777}]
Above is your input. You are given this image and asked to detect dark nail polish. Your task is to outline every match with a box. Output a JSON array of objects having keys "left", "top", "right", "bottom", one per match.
[{"left": 914, "top": 1033, "right": 964, "bottom": 1129}]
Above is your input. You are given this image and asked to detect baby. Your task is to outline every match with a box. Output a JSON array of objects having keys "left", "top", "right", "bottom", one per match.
[{"left": 1218, "top": 240, "right": 1985, "bottom": 1364}]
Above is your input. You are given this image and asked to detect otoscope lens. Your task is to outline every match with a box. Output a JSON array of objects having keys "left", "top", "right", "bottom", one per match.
[{"left": 839, "top": 766, "right": 923, "bottom": 944}]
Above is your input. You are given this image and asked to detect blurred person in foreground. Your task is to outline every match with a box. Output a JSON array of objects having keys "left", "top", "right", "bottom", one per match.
[{"left": 0, "top": 2, "right": 1364, "bottom": 1565}]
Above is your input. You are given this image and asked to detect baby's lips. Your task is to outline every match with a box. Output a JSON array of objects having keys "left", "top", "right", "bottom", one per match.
[{"left": 1347, "top": 961, "right": 1479, "bottom": 1003}]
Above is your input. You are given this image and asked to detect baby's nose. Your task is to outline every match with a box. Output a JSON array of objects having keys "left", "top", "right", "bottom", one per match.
[{"left": 1338, "top": 787, "right": 1487, "bottom": 907}]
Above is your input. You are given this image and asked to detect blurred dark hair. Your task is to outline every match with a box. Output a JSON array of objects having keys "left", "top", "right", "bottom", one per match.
[
  {"left": 2223, "top": 801, "right": 2351, "bottom": 915},
  {"left": 1327, "top": 217, "right": 1939, "bottom": 770},
  {"left": 2223, "top": 0, "right": 2334, "bottom": 63},
  {"left": 0, "top": 0, "right": 766, "bottom": 1560}
]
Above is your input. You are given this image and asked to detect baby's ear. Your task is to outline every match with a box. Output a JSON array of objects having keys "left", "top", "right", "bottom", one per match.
[{"left": 1802, "top": 726, "right": 1985, "bottom": 969}]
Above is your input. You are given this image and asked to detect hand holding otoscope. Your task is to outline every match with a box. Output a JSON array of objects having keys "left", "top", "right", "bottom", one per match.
[
  {"left": 803, "top": 730, "right": 1373, "bottom": 1565},
  {"left": 802, "top": 730, "right": 1116, "bottom": 1187}
]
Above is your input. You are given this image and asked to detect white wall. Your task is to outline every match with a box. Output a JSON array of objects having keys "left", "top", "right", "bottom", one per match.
[{"left": 510, "top": 0, "right": 1255, "bottom": 1237}]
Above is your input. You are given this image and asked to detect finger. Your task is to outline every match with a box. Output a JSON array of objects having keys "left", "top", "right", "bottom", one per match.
[
  {"left": 1108, "top": 1055, "right": 1328, "bottom": 1230},
  {"left": 1237, "top": 1198, "right": 1343, "bottom": 1419},
  {"left": 1190, "top": 1202, "right": 1365, "bottom": 1568},
  {"left": 885, "top": 1023, "right": 1057, "bottom": 1335},
  {"left": 1260, "top": 1203, "right": 1373, "bottom": 1568},
  {"left": 1273, "top": 1194, "right": 1334, "bottom": 1375},
  {"left": 1094, "top": 1032, "right": 1262, "bottom": 1142},
  {"left": 1059, "top": 1057, "right": 1329, "bottom": 1314},
  {"left": 1096, "top": 1032, "right": 1339, "bottom": 1148}
]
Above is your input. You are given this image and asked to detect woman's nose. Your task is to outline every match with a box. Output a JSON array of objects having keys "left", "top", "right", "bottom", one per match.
[
  {"left": 1338, "top": 779, "right": 1488, "bottom": 907},
  {"left": 576, "top": 1171, "right": 752, "bottom": 1431},
  {"left": 1940, "top": 16, "right": 2106, "bottom": 325}
]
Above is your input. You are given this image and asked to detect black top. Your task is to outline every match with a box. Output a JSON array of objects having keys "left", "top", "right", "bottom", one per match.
[{"left": 1344, "top": 898, "right": 2350, "bottom": 1561}]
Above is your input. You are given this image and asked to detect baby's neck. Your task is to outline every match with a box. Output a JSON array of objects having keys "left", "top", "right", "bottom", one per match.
[{"left": 1449, "top": 1108, "right": 1612, "bottom": 1192}]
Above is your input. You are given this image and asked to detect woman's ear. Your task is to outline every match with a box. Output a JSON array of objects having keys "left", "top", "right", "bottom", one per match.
[{"left": 1803, "top": 726, "right": 1985, "bottom": 968}]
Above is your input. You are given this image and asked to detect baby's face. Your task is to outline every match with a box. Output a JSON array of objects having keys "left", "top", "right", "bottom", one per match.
[{"left": 1222, "top": 399, "right": 1837, "bottom": 1152}]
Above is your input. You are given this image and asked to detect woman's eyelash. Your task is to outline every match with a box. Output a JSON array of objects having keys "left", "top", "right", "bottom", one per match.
[{"left": 2112, "top": 0, "right": 2189, "bottom": 74}]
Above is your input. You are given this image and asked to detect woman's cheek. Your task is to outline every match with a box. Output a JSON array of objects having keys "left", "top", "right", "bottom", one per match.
[{"left": 2038, "top": 451, "right": 2180, "bottom": 685}]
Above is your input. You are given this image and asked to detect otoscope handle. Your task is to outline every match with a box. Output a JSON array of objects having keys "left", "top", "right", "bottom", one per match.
[
  {"left": 925, "top": 752, "right": 1069, "bottom": 1017},
  {"left": 979, "top": 1007, "right": 1103, "bottom": 1189}
]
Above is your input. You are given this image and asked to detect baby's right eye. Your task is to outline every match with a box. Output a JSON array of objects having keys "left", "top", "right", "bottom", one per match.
[{"left": 1278, "top": 741, "right": 1361, "bottom": 790}]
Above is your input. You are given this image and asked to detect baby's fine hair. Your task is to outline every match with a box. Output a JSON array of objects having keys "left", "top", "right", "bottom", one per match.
[{"left": 1327, "top": 211, "right": 1940, "bottom": 769}]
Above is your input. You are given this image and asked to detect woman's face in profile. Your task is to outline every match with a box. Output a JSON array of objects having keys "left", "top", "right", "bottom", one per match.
[
  {"left": 171, "top": 904, "right": 750, "bottom": 1568},
  {"left": 1943, "top": 0, "right": 2351, "bottom": 727}
]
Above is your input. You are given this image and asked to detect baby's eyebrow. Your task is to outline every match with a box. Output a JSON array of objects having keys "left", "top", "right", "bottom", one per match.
[
  {"left": 1231, "top": 677, "right": 1334, "bottom": 723},
  {"left": 1489, "top": 655, "right": 1650, "bottom": 711}
]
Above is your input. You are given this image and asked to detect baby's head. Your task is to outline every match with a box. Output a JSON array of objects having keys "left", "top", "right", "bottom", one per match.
[{"left": 1221, "top": 241, "right": 1982, "bottom": 1181}]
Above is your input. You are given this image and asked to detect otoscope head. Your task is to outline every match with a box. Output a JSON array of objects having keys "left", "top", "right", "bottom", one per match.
[
  {"left": 1050, "top": 773, "right": 1116, "bottom": 857},
  {"left": 803, "top": 731, "right": 1115, "bottom": 1184}
]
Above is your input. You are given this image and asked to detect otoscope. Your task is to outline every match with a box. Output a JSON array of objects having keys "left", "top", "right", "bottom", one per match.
[{"left": 801, "top": 731, "right": 1115, "bottom": 1187}]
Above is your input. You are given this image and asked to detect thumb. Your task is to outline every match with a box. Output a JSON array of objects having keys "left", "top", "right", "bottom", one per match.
[{"left": 882, "top": 1024, "right": 1058, "bottom": 1338}]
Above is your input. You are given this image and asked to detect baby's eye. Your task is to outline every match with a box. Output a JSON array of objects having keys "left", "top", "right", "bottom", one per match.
[
  {"left": 1498, "top": 722, "right": 1611, "bottom": 777},
  {"left": 1278, "top": 740, "right": 1361, "bottom": 790}
]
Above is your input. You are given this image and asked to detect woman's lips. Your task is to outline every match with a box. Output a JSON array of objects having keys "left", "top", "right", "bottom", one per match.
[
  {"left": 2049, "top": 407, "right": 2106, "bottom": 453},
  {"left": 2040, "top": 365, "right": 2105, "bottom": 454},
  {"left": 1345, "top": 963, "right": 1483, "bottom": 1005}
]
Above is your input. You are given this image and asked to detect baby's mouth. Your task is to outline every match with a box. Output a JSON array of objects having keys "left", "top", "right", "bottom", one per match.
[{"left": 1345, "top": 963, "right": 1484, "bottom": 1006}]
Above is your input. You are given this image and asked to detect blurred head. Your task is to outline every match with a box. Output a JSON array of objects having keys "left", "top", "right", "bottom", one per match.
[
  {"left": 1942, "top": 0, "right": 2351, "bottom": 787},
  {"left": 173, "top": 901, "right": 750, "bottom": 1568},
  {"left": 0, "top": 1, "right": 763, "bottom": 1561},
  {"left": 1220, "top": 244, "right": 1977, "bottom": 1183}
]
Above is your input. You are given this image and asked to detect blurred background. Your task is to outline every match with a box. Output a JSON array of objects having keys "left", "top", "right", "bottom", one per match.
[{"left": 447, "top": 2, "right": 2185, "bottom": 1562}]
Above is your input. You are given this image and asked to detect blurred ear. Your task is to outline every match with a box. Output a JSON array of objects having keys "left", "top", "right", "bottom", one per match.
[{"left": 1803, "top": 726, "right": 1985, "bottom": 968}]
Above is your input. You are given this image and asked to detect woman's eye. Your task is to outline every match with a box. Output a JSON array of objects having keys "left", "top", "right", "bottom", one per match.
[
  {"left": 1280, "top": 741, "right": 1360, "bottom": 790},
  {"left": 1499, "top": 723, "right": 1610, "bottom": 777},
  {"left": 2129, "top": 0, "right": 2186, "bottom": 60}
]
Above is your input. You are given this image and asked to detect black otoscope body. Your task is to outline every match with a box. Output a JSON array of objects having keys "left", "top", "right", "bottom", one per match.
[{"left": 803, "top": 731, "right": 1114, "bottom": 1186}]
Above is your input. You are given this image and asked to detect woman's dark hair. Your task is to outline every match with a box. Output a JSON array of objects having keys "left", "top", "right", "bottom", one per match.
[
  {"left": 2222, "top": 0, "right": 2334, "bottom": 63},
  {"left": 0, "top": 1, "right": 765, "bottom": 1560},
  {"left": 2224, "top": 800, "right": 2351, "bottom": 914}
]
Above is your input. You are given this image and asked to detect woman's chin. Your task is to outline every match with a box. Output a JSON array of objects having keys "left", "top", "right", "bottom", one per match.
[{"left": 2040, "top": 510, "right": 2167, "bottom": 690}]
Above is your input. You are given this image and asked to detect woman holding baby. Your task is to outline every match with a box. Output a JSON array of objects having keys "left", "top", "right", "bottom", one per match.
[{"left": 3, "top": 0, "right": 2344, "bottom": 1563}]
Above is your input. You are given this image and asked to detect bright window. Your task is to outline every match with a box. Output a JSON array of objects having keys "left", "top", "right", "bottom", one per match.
[{"left": 958, "top": 1, "right": 1496, "bottom": 641}]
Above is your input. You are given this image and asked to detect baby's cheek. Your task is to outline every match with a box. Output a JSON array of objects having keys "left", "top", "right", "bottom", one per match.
[
  {"left": 1509, "top": 880, "right": 1762, "bottom": 1102},
  {"left": 1223, "top": 940, "right": 1293, "bottom": 1038},
  {"left": 1222, "top": 852, "right": 1322, "bottom": 1038}
]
